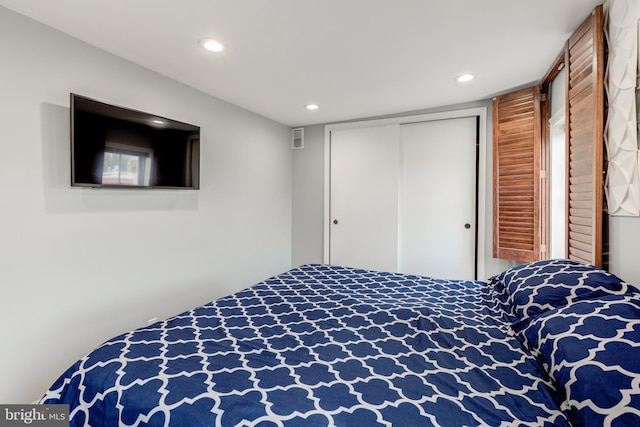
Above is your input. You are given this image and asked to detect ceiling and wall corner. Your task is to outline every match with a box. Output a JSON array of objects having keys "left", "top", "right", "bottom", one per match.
[{"left": 0, "top": 0, "right": 603, "bottom": 127}]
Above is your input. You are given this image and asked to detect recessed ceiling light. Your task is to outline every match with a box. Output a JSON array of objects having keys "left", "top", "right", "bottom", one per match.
[
  {"left": 305, "top": 104, "right": 319, "bottom": 110},
  {"left": 199, "top": 39, "right": 224, "bottom": 52},
  {"left": 455, "top": 74, "right": 475, "bottom": 83}
]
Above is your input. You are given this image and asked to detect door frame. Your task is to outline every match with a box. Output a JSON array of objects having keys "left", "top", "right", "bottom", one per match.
[{"left": 323, "top": 107, "right": 488, "bottom": 279}]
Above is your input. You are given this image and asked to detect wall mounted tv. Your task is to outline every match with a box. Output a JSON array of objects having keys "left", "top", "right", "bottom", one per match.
[{"left": 71, "top": 93, "right": 200, "bottom": 189}]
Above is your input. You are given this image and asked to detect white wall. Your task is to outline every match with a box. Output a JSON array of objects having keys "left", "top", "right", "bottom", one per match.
[
  {"left": 291, "top": 125, "right": 325, "bottom": 267},
  {"left": 609, "top": 218, "right": 640, "bottom": 284},
  {"left": 292, "top": 101, "right": 516, "bottom": 279},
  {"left": 0, "top": 7, "right": 292, "bottom": 403}
]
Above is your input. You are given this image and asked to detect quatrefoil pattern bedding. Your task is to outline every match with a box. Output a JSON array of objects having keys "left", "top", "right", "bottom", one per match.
[
  {"left": 42, "top": 264, "right": 570, "bottom": 426},
  {"left": 490, "top": 259, "right": 630, "bottom": 330},
  {"left": 519, "top": 293, "right": 640, "bottom": 426},
  {"left": 492, "top": 259, "right": 640, "bottom": 426}
]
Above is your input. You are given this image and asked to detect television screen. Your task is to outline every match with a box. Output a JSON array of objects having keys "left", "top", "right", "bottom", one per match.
[{"left": 71, "top": 94, "right": 200, "bottom": 189}]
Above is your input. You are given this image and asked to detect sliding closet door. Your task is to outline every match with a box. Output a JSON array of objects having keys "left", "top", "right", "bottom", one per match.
[
  {"left": 329, "top": 125, "right": 400, "bottom": 271},
  {"left": 399, "top": 117, "right": 477, "bottom": 279},
  {"left": 329, "top": 117, "right": 478, "bottom": 278}
]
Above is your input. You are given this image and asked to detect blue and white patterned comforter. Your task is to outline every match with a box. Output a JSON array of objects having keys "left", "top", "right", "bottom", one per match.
[{"left": 41, "top": 264, "right": 575, "bottom": 426}]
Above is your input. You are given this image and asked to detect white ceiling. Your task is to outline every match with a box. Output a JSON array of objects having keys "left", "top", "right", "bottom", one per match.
[{"left": 1, "top": 0, "right": 603, "bottom": 127}]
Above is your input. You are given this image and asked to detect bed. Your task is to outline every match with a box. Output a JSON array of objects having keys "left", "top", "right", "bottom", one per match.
[{"left": 41, "top": 260, "right": 640, "bottom": 426}]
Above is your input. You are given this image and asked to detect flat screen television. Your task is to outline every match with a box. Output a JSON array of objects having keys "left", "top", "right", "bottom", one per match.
[{"left": 71, "top": 93, "right": 200, "bottom": 189}]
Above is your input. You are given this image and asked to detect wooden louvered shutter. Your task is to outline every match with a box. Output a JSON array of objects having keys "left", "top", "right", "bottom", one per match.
[
  {"left": 493, "top": 86, "right": 541, "bottom": 262},
  {"left": 565, "top": 5, "right": 605, "bottom": 267}
]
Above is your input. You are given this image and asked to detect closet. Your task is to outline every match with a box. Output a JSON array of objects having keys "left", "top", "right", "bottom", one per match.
[{"left": 326, "top": 112, "right": 481, "bottom": 280}]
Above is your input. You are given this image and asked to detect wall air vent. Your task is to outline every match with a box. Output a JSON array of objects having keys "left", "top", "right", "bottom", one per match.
[{"left": 292, "top": 127, "right": 304, "bottom": 149}]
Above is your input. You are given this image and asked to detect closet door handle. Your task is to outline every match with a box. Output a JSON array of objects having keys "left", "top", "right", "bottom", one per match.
[
  {"left": 333, "top": 219, "right": 339, "bottom": 225},
  {"left": 464, "top": 223, "right": 471, "bottom": 229}
]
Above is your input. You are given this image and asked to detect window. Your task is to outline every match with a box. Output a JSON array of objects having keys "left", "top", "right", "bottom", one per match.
[
  {"left": 101, "top": 142, "right": 153, "bottom": 187},
  {"left": 493, "top": 5, "right": 605, "bottom": 267}
]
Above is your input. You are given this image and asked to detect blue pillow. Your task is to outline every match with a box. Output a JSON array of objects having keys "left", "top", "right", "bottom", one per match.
[
  {"left": 490, "top": 259, "right": 629, "bottom": 326},
  {"left": 518, "top": 294, "right": 640, "bottom": 427}
]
